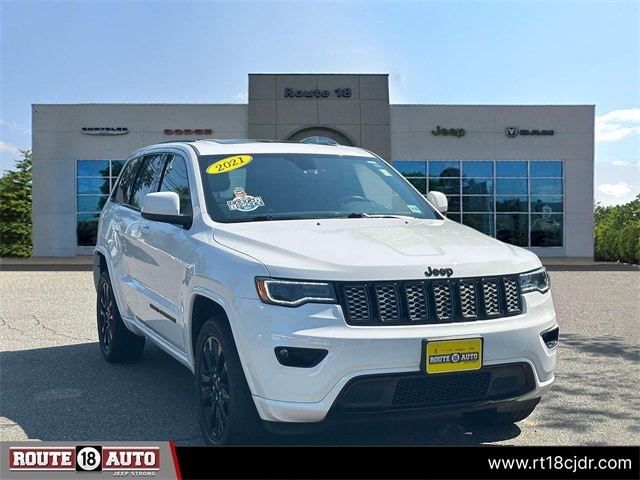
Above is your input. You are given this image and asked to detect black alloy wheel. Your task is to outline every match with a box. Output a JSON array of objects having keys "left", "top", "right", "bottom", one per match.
[
  {"left": 198, "top": 335, "right": 230, "bottom": 443},
  {"left": 195, "top": 319, "right": 265, "bottom": 445},
  {"left": 96, "top": 270, "right": 145, "bottom": 363}
]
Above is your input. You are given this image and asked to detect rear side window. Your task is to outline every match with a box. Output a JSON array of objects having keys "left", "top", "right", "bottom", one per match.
[
  {"left": 112, "top": 157, "right": 142, "bottom": 205},
  {"left": 129, "top": 154, "right": 165, "bottom": 210}
]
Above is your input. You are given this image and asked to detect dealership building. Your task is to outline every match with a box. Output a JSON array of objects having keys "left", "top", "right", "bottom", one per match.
[{"left": 31, "top": 73, "right": 595, "bottom": 258}]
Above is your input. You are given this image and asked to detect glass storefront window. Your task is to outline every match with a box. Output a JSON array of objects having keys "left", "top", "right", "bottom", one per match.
[
  {"left": 496, "top": 161, "right": 527, "bottom": 177},
  {"left": 77, "top": 177, "right": 110, "bottom": 195},
  {"left": 496, "top": 195, "right": 528, "bottom": 212},
  {"left": 531, "top": 161, "right": 562, "bottom": 177},
  {"left": 462, "top": 161, "right": 493, "bottom": 177},
  {"left": 463, "top": 213, "right": 494, "bottom": 236},
  {"left": 531, "top": 213, "right": 563, "bottom": 247},
  {"left": 393, "top": 161, "right": 426, "bottom": 176},
  {"left": 531, "top": 178, "right": 563, "bottom": 195},
  {"left": 77, "top": 159, "right": 125, "bottom": 246},
  {"left": 407, "top": 178, "right": 427, "bottom": 194},
  {"left": 429, "top": 161, "right": 460, "bottom": 177},
  {"left": 77, "top": 160, "right": 109, "bottom": 177},
  {"left": 463, "top": 196, "right": 493, "bottom": 213},
  {"left": 532, "top": 196, "right": 563, "bottom": 213},
  {"left": 77, "top": 213, "right": 100, "bottom": 247},
  {"left": 447, "top": 195, "right": 461, "bottom": 213},
  {"left": 391, "top": 159, "right": 565, "bottom": 248},
  {"left": 429, "top": 178, "right": 460, "bottom": 195},
  {"left": 496, "top": 178, "right": 528, "bottom": 195},
  {"left": 497, "top": 213, "right": 529, "bottom": 247},
  {"left": 462, "top": 178, "right": 493, "bottom": 194}
]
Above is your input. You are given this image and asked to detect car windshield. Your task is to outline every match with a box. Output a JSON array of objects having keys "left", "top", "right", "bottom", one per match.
[{"left": 198, "top": 153, "right": 443, "bottom": 223}]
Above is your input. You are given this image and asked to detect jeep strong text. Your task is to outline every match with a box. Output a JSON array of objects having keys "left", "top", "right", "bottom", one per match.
[{"left": 93, "top": 139, "right": 559, "bottom": 445}]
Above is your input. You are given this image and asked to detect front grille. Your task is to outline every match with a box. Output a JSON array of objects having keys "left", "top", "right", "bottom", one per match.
[
  {"left": 338, "top": 276, "right": 522, "bottom": 326},
  {"left": 393, "top": 371, "right": 491, "bottom": 405}
]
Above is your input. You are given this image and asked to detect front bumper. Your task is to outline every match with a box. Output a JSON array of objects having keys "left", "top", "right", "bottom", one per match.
[{"left": 233, "top": 291, "right": 557, "bottom": 424}]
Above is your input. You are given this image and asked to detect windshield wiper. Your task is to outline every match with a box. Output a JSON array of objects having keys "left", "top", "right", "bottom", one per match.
[
  {"left": 232, "top": 214, "right": 313, "bottom": 223},
  {"left": 345, "top": 212, "right": 414, "bottom": 219}
]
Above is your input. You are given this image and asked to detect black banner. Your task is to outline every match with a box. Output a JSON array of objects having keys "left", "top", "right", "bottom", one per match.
[{"left": 174, "top": 445, "right": 639, "bottom": 480}]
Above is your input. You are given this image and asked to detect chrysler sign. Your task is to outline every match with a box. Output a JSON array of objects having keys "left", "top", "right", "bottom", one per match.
[{"left": 81, "top": 127, "right": 129, "bottom": 135}]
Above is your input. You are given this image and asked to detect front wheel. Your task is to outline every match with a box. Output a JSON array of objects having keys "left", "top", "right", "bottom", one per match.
[
  {"left": 96, "top": 270, "right": 145, "bottom": 363},
  {"left": 194, "top": 319, "right": 265, "bottom": 445}
]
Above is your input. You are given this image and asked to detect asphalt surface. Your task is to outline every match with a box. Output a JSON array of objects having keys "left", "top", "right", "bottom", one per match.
[{"left": 0, "top": 264, "right": 638, "bottom": 446}]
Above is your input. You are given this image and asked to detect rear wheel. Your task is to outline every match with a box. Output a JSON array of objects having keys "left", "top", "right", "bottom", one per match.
[
  {"left": 194, "top": 319, "right": 265, "bottom": 445},
  {"left": 97, "top": 271, "right": 145, "bottom": 363}
]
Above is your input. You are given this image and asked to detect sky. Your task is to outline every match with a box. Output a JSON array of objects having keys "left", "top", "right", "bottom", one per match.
[{"left": 1, "top": 0, "right": 638, "bottom": 207}]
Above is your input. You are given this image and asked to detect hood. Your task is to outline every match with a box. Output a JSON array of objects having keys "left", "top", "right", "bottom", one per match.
[{"left": 212, "top": 218, "right": 541, "bottom": 280}]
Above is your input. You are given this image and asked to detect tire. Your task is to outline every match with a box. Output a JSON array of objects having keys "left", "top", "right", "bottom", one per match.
[
  {"left": 96, "top": 270, "right": 145, "bottom": 363},
  {"left": 194, "top": 319, "right": 265, "bottom": 445},
  {"left": 461, "top": 399, "right": 540, "bottom": 426}
]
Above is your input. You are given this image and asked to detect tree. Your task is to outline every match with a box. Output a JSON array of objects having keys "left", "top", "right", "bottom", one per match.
[
  {"left": 594, "top": 194, "right": 640, "bottom": 264},
  {"left": 0, "top": 149, "right": 33, "bottom": 257}
]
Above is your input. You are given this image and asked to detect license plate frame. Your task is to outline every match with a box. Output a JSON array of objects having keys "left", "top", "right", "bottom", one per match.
[{"left": 421, "top": 337, "right": 483, "bottom": 374}]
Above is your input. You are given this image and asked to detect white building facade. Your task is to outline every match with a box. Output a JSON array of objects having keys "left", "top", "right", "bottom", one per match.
[{"left": 31, "top": 73, "right": 595, "bottom": 258}]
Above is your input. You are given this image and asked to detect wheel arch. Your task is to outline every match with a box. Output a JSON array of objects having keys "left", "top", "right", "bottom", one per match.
[
  {"left": 190, "top": 294, "right": 232, "bottom": 363},
  {"left": 93, "top": 250, "right": 109, "bottom": 290}
]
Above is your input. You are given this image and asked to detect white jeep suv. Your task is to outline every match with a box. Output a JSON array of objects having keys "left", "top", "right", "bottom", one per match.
[{"left": 93, "top": 139, "right": 559, "bottom": 445}]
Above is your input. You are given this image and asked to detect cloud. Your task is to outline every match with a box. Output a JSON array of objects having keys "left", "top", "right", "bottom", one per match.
[
  {"left": 0, "top": 118, "right": 30, "bottom": 135},
  {"left": 0, "top": 141, "right": 21, "bottom": 155},
  {"left": 595, "top": 108, "right": 640, "bottom": 142},
  {"left": 233, "top": 92, "right": 248, "bottom": 103},
  {"left": 610, "top": 160, "right": 640, "bottom": 167},
  {"left": 597, "top": 182, "right": 634, "bottom": 198}
]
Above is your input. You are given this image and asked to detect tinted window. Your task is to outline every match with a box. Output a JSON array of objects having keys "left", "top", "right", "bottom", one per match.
[
  {"left": 496, "top": 161, "right": 527, "bottom": 177},
  {"left": 113, "top": 157, "right": 142, "bottom": 205},
  {"left": 159, "top": 155, "right": 192, "bottom": 215},
  {"left": 392, "top": 161, "right": 426, "bottom": 176},
  {"left": 129, "top": 154, "right": 165, "bottom": 209},
  {"left": 462, "top": 161, "right": 493, "bottom": 177},
  {"left": 531, "top": 161, "right": 562, "bottom": 177}
]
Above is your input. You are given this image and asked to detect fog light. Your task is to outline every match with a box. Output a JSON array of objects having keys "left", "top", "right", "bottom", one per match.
[
  {"left": 542, "top": 327, "right": 559, "bottom": 349},
  {"left": 275, "top": 347, "right": 328, "bottom": 368}
]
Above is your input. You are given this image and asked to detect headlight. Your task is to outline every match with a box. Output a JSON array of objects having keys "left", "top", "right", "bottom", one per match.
[
  {"left": 255, "top": 277, "right": 337, "bottom": 307},
  {"left": 519, "top": 267, "right": 551, "bottom": 294}
]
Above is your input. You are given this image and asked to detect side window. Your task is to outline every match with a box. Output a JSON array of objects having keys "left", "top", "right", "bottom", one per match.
[
  {"left": 129, "top": 154, "right": 165, "bottom": 209},
  {"left": 159, "top": 154, "right": 192, "bottom": 215},
  {"left": 112, "top": 157, "right": 142, "bottom": 205}
]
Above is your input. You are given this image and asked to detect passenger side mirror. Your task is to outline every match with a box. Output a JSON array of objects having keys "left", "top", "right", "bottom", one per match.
[
  {"left": 425, "top": 191, "right": 448, "bottom": 214},
  {"left": 141, "top": 192, "right": 192, "bottom": 227}
]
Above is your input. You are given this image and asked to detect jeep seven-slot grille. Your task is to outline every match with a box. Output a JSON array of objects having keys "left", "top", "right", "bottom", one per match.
[{"left": 339, "top": 277, "right": 521, "bottom": 326}]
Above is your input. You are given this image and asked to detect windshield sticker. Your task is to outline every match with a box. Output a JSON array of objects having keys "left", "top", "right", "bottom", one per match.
[
  {"left": 227, "top": 186, "right": 265, "bottom": 212},
  {"left": 407, "top": 205, "right": 422, "bottom": 213},
  {"left": 379, "top": 168, "right": 393, "bottom": 177},
  {"left": 367, "top": 160, "right": 380, "bottom": 166},
  {"left": 206, "top": 155, "right": 253, "bottom": 175}
]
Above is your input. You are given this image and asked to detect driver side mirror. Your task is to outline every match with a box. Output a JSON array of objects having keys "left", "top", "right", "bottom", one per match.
[{"left": 425, "top": 191, "right": 448, "bottom": 214}]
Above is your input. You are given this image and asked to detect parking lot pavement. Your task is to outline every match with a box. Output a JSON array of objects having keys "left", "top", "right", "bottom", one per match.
[{"left": 0, "top": 260, "right": 638, "bottom": 446}]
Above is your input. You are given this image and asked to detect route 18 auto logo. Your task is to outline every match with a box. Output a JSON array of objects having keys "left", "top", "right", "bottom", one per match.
[{"left": 9, "top": 445, "right": 160, "bottom": 476}]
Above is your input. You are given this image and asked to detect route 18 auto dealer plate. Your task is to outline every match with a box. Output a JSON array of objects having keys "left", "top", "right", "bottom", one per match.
[{"left": 422, "top": 338, "right": 483, "bottom": 374}]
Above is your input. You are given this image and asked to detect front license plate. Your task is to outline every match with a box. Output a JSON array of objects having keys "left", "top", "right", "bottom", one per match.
[{"left": 422, "top": 338, "right": 483, "bottom": 374}]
